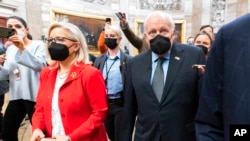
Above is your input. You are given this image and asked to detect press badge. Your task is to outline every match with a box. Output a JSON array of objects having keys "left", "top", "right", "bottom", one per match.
[{"left": 13, "top": 68, "right": 20, "bottom": 80}]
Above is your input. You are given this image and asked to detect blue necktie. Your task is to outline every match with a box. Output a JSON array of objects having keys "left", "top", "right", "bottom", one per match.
[{"left": 152, "top": 58, "right": 165, "bottom": 102}]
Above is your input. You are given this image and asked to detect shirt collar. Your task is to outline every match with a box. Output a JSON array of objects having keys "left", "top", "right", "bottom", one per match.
[
  {"left": 152, "top": 49, "right": 171, "bottom": 63},
  {"left": 106, "top": 50, "right": 121, "bottom": 60}
]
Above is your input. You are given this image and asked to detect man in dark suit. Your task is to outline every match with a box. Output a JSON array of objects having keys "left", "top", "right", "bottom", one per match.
[
  {"left": 195, "top": 14, "right": 250, "bottom": 141},
  {"left": 94, "top": 25, "right": 132, "bottom": 141},
  {"left": 121, "top": 11, "right": 205, "bottom": 141},
  {"left": 0, "top": 40, "right": 9, "bottom": 138}
]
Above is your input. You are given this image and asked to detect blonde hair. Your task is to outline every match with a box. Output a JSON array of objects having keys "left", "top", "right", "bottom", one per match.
[
  {"left": 46, "top": 22, "right": 90, "bottom": 64},
  {"left": 105, "top": 25, "right": 122, "bottom": 37}
]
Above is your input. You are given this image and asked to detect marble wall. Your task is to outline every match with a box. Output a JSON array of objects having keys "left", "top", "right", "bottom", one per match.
[{"left": 0, "top": 0, "right": 249, "bottom": 55}]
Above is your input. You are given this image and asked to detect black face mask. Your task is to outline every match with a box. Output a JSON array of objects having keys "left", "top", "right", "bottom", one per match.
[
  {"left": 48, "top": 42, "right": 69, "bottom": 61},
  {"left": 150, "top": 35, "right": 171, "bottom": 55},
  {"left": 105, "top": 38, "right": 117, "bottom": 50},
  {"left": 196, "top": 45, "right": 208, "bottom": 55}
]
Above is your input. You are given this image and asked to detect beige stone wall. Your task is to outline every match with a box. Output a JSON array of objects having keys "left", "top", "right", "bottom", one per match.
[{"left": 0, "top": 0, "right": 249, "bottom": 55}]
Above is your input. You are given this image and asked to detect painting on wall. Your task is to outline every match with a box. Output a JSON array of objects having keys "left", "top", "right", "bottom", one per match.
[{"left": 50, "top": 8, "right": 107, "bottom": 55}]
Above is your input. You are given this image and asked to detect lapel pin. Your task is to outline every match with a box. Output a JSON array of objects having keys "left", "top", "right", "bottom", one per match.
[
  {"left": 175, "top": 56, "right": 180, "bottom": 60},
  {"left": 71, "top": 72, "right": 76, "bottom": 79}
]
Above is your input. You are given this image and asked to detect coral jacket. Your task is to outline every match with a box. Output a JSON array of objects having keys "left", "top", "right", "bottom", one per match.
[{"left": 32, "top": 62, "right": 108, "bottom": 141}]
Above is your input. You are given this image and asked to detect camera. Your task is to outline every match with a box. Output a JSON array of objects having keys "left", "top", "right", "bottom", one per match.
[
  {"left": 0, "top": 27, "right": 15, "bottom": 38},
  {"left": 115, "top": 12, "right": 123, "bottom": 20},
  {"left": 106, "top": 18, "right": 111, "bottom": 23}
]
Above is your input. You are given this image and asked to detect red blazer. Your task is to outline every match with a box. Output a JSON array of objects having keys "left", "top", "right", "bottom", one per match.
[{"left": 32, "top": 62, "right": 108, "bottom": 141}]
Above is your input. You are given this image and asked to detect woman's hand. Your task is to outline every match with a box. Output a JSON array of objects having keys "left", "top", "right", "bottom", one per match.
[
  {"left": 0, "top": 54, "right": 6, "bottom": 64},
  {"left": 52, "top": 135, "right": 71, "bottom": 141},
  {"left": 197, "top": 65, "right": 205, "bottom": 74},
  {"left": 30, "top": 128, "right": 45, "bottom": 141},
  {"left": 8, "top": 34, "right": 25, "bottom": 51},
  {"left": 118, "top": 12, "right": 128, "bottom": 27}
]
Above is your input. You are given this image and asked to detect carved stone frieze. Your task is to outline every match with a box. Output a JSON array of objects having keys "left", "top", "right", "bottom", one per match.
[
  {"left": 211, "top": 0, "right": 226, "bottom": 31},
  {"left": 139, "top": 0, "right": 181, "bottom": 10},
  {"left": 82, "top": 0, "right": 107, "bottom": 5}
]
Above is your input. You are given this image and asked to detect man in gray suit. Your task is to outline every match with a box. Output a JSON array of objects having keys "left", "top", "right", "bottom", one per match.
[{"left": 121, "top": 11, "right": 205, "bottom": 141}]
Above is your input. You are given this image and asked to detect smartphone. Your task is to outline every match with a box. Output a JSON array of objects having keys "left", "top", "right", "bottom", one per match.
[
  {"left": 106, "top": 18, "right": 111, "bottom": 23},
  {"left": 192, "top": 64, "right": 206, "bottom": 68},
  {"left": 0, "top": 26, "right": 15, "bottom": 38},
  {"left": 115, "top": 12, "right": 123, "bottom": 20}
]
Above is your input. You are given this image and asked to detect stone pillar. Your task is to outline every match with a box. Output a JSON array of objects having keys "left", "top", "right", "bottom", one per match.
[
  {"left": 25, "top": 0, "right": 43, "bottom": 40},
  {"left": 192, "top": 0, "right": 202, "bottom": 35},
  {"left": 236, "top": 0, "right": 248, "bottom": 17}
]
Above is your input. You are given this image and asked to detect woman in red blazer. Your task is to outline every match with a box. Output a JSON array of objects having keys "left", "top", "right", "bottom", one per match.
[{"left": 30, "top": 22, "right": 108, "bottom": 141}]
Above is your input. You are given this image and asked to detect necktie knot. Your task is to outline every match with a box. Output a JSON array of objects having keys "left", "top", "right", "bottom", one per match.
[{"left": 157, "top": 57, "right": 165, "bottom": 66}]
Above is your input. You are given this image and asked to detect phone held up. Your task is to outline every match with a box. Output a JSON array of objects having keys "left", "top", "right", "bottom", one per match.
[
  {"left": 0, "top": 26, "right": 15, "bottom": 38},
  {"left": 106, "top": 18, "right": 111, "bottom": 23},
  {"left": 115, "top": 12, "right": 123, "bottom": 20},
  {"left": 192, "top": 64, "right": 206, "bottom": 69}
]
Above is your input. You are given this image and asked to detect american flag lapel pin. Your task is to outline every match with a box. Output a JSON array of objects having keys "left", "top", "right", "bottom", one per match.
[{"left": 175, "top": 56, "right": 180, "bottom": 60}]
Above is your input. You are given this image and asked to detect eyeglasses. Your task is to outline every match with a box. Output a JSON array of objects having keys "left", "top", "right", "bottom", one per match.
[{"left": 45, "top": 37, "right": 77, "bottom": 44}]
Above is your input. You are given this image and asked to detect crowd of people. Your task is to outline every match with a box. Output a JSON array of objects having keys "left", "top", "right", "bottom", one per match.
[{"left": 0, "top": 10, "right": 248, "bottom": 141}]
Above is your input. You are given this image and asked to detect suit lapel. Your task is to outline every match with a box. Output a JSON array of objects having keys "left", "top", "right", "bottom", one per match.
[
  {"left": 161, "top": 43, "right": 184, "bottom": 102},
  {"left": 120, "top": 51, "right": 126, "bottom": 86},
  {"left": 141, "top": 51, "right": 159, "bottom": 101},
  {"left": 98, "top": 54, "right": 107, "bottom": 71}
]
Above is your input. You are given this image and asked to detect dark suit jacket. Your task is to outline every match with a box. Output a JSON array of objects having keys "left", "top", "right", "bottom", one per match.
[
  {"left": 0, "top": 45, "right": 8, "bottom": 95},
  {"left": 93, "top": 50, "right": 132, "bottom": 101},
  {"left": 122, "top": 42, "right": 205, "bottom": 141},
  {"left": 195, "top": 14, "right": 250, "bottom": 141},
  {"left": 121, "top": 25, "right": 149, "bottom": 53}
]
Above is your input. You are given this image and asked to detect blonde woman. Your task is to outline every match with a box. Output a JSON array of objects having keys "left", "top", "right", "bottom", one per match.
[{"left": 31, "top": 22, "right": 108, "bottom": 141}]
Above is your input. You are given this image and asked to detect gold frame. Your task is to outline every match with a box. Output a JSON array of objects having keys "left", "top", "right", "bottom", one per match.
[
  {"left": 50, "top": 8, "right": 109, "bottom": 55},
  {"left": 134, "top": 19, "right": 186, "bottom": 54}
]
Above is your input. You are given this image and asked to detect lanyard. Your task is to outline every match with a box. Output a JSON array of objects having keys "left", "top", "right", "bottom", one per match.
[{"left": 105, "top": 57, "right": 118, "bottom": 85}]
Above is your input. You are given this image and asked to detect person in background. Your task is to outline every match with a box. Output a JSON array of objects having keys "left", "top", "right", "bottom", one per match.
[
  {"left": 186, "top": 36, "right": 194, "bottom": 45},
  {"left": 195, "top": 13, "right": 250, "bottom": 141},
  {"left": 121, "top": 11, "right": 205, "bottom": 141},
  {"left": 192, "top": 31, "right": 213, "bottom": 74},
  {"left": 0, "top": 39, "right": 9, "bottom": 139},
  {"left": 97, "top": 18, "right": 112, "bottom": 54},
  {"left": 0, "top": 16, "right": 47, "bottom": 141},
  {"left": 199, "top": 25, "right": 215, "bottom": 41},
  {"left": 118, "top": 12, "right": 149, "bottom": 54},
  {"left": 31, "top": 22, "right": 108, "bottom": 141},
  {"left": 94, "top": 25, "right": 132, "bottom": 141}
]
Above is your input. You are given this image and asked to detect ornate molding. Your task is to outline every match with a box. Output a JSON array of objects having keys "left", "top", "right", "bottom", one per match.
[
  {"left": 82, "top": 0, "right": 107, "bottom": 5},
  {"left": 211, "top": 0, "right": 226, "bottom": 32},
  {"left": 0, "top": 2, "right": 18, "bottom": 10},
  {"left": 139, "top": 0, "right": 181, "bottom": 10}
]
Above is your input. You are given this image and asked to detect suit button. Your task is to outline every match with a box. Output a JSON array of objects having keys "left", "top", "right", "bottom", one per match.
[
  {"left": 60, "top": 99, "right": 64, "bottom": 102},
  {"left": 158, "top": 107, "right": 162, "bottom": 111},
  {"left": 62, "top": 114, "right": 65, "bottom": 118}
]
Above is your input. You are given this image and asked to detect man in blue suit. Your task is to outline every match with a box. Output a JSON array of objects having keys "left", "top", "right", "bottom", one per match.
[
  {"left": 121, "top": 11, "right": 205, "bottom": 141},
  {"left": 195, "top": 13, "right": 250, "bottom": 141}
]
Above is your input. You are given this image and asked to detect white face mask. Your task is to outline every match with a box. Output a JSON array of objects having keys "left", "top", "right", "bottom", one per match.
[{"left": 17, "top": 29, "right": 26, "bottom": 38}]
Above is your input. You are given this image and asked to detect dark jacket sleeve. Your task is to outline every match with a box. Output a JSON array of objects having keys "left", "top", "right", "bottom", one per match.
[
  {"left": 120, "top": 58, "right": 137, "bottom": 141},
  {"left": 121, "top": 25, "right": 143, "bottom": 51},
  {"left": 195, "top": 26, "right": 224, "bottom": 141}
]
